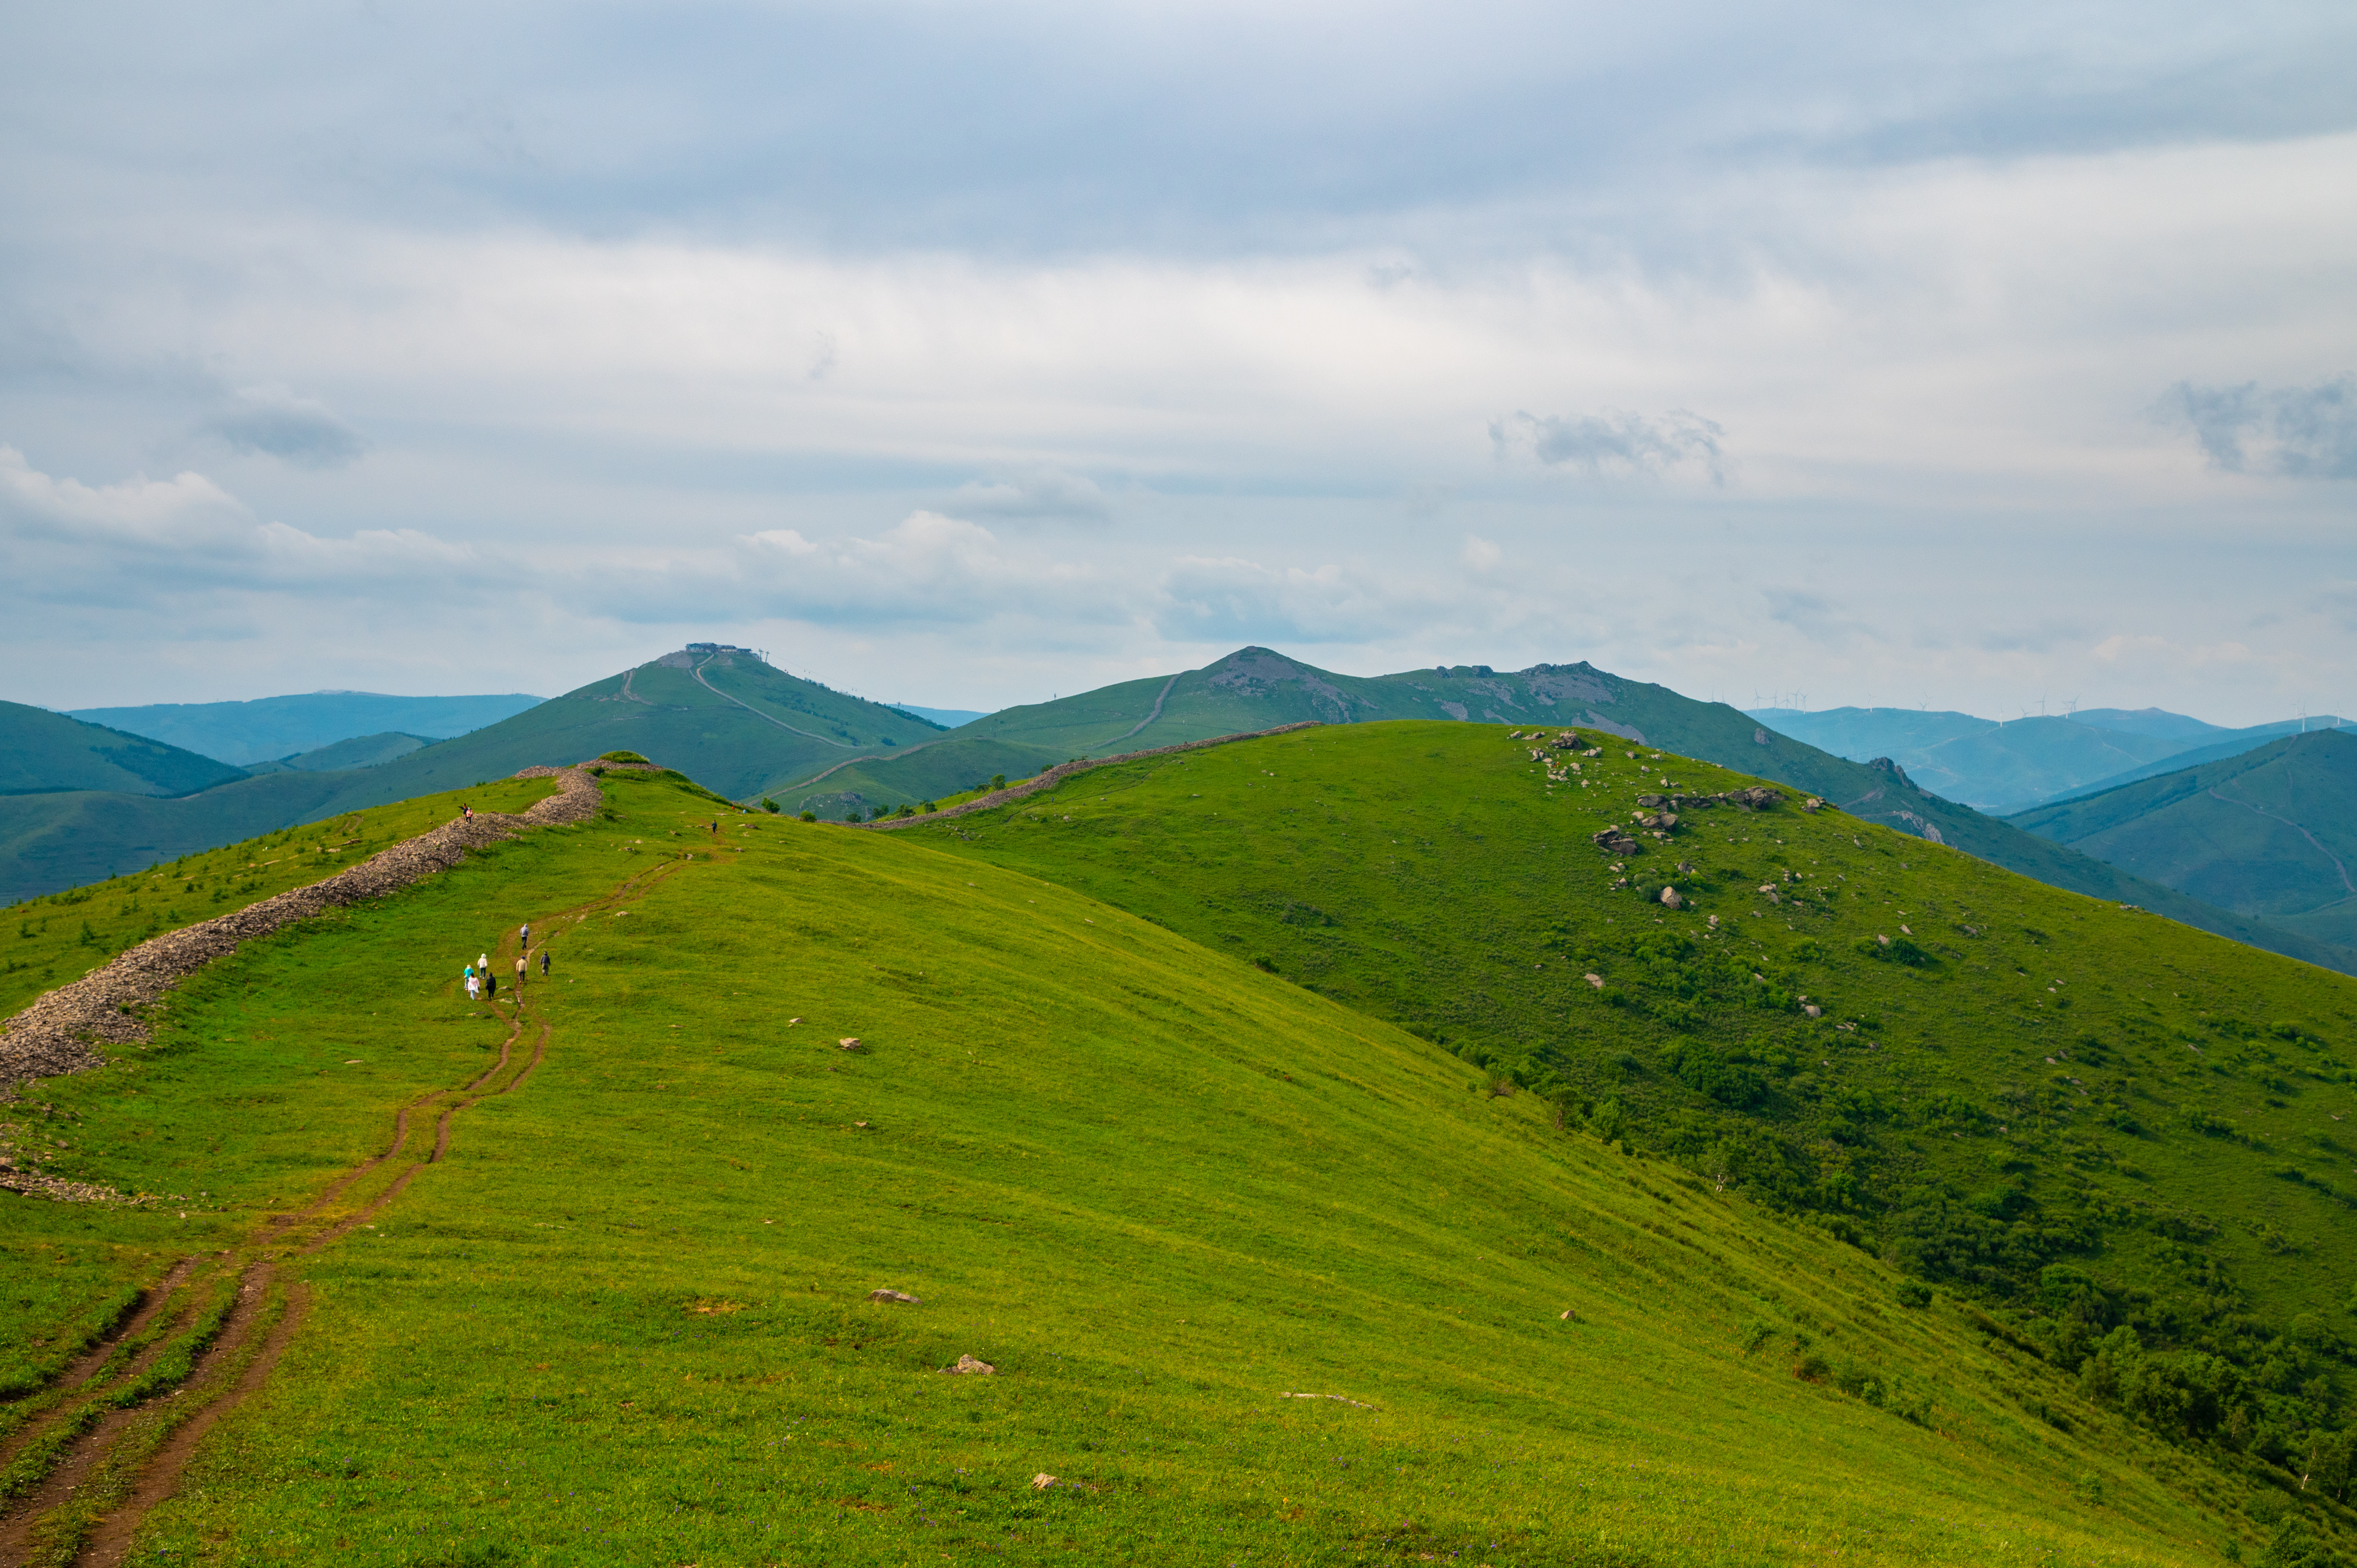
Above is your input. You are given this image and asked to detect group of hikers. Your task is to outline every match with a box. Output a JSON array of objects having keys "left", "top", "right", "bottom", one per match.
[{"left": 462, "top": 919, "right": 548, "bottom": 1005}]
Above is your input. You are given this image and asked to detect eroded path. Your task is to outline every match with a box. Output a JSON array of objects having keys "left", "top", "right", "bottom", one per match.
[{"left": 0, "top": 786, "right": 684, "bottom": 1566}]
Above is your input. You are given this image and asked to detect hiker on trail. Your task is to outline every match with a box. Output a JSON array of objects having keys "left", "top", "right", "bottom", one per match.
[
  {"left": 466, "top": 972, "right": 479, "bottom": 1002},
  {"left": 514, "top": 956, "right": 526, "bottom": 990},
  {"left": 540, "top": 950, "right": 550, "bottom": 977},
  {"left": 479, "top": 952, "right": 488, "bottom": 973},
  {"left": 520, "top": 922, "right": 530, "bottom": 947},
  {"left": 486, "top": 972, "right": 497, "bottom": 1000},
  {"left": 464, "top": 804, "right": 473, "bottom": 820}
]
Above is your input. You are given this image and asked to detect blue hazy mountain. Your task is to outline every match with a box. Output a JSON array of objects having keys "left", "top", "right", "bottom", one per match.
[
  {"left": 68, "top": 691, "right": 544, "bottom": 767},
  {"left": 1751, "top": 705, "right": 2350, "bottom": 812}
]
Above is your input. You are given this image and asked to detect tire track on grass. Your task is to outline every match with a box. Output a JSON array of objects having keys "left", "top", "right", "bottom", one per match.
[{"left": 26, "top": 857, "right": 693, "bottom": 1562}]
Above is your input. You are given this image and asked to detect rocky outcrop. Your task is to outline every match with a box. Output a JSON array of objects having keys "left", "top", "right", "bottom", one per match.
[{"left": 0, "top": 767, "right": 604, "bottom": 1092}]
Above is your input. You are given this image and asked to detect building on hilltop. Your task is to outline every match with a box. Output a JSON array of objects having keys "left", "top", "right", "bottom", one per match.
[{"left": 683, "top": 642, "right": 766, "bottom": 661}]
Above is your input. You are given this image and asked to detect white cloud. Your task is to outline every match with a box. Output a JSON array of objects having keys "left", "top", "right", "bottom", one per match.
[{"left": 1460, "top": 534, "right": 1501, "bottom": 570}]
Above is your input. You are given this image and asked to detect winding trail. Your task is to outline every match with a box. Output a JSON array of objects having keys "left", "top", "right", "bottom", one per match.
[
  {"left": 690, "top": 656, "right": 854, "bottom": 748},
  {"left": 2207, "top": 786, "right": 2356, "bottom": 895},
  {"left": 0, "top": 772, "right": 698, "bottom": 1564},
  {"left": 1094, "top": 672, "right": 1182, "bottom": 750}
]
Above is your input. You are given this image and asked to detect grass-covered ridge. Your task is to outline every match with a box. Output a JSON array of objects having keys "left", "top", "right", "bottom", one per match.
[
  {"left": 2011, "top": 730, "right": 2357, "bottom": 950},
  {"left": 0, "top": 767, "right": 2315, "bottom": 1562},
  {"left": 0, "top": 775, "right": 557, "bottom": 1021},
  {"left": 905, "top": 721, "right": 2357, "bottom": 1509}
]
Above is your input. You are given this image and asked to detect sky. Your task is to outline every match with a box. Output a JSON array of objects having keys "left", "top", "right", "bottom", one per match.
[{"left": 4, "top": 1, "right": 2353, "bottom": 725}]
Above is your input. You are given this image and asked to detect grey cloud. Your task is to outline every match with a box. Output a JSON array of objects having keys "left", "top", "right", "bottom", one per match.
[
  {"left": 2166, "top": 377, "right": 2357, "bottom": 480},
  {"left": 951, "top": 469, "right": 1112, "bottom": 522},
  {"left": 201, "top": 385, "right": 367, "bottom": 469},
  {"left": 1493, "top": 409, "right": 1727, "bottom": 484},
  {"left": 1762, "top": 586, "right": 1867, "bottom": 644}
]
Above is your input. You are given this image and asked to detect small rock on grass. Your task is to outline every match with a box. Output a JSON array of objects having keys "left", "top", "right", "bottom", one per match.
[
  {"left": 867, "top": 1288, "right": 920, "bottom": 1304},
  {"left": 943, "top": 1354, "right": 996, "bottom": 1375},
  {"left": 839, "top": 1037, "right": 862, "bottom": 1050}
]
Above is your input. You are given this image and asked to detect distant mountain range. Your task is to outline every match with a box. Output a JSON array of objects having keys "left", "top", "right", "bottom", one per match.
[
  {"left": 1749, "top": 704, "right": 2348, "bottom": 812},
  {"left": 2010, "top": 729, "right": 2357, "bottom": 951},
  {"left": 9, "top": 652, "right": 2353, "bottom": 977},
  {"left": 0, "top": 700, "right": 249, "bottom": 799},
  {"left": 67, "top": 690, "right": 545, "bottom": 766}
]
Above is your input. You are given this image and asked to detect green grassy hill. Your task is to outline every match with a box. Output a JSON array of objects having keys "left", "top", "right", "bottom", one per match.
[
  {"left": 896, "top": 721, "right": 2357, "bottom": 1521},
  {"left": 240, "top": 732, "right": 431, "bottom": 775},
  {"left": 348, "top": 649, "right": 931, "bottom": 802},
  {"left": 0, "top": 701, "right": 247, "bottom": 800},
  {"left": 841, "top": 653, "right": 2351, "bottom": 974},
  {"left": 66, "top": 691, "right": 544, "bottom": 767},
  {"left": 775, "top": 736, "right": 1068, "bottom": 819},
  {"left": 0, "top": 776, "right": 558, "bottom": 1020},
  {"left": 4, "top": 765, "right": 2336, "bottom": 1563},
  {"left": 2032, "top": 726, "right": 2357, "bottom": 810},
  {"left": 0, "top": 651, "right": 932, "bottom": 902},
  {"left": 2011, "top": 732, "right": 2357, "bottom": 950}
]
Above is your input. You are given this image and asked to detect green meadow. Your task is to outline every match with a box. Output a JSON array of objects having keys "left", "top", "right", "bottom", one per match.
[
  {"left": 0, "top": 778, "right": 557, "bottom": 1023},
  {"left": 0, "top": 745, "right": 2349, "bottom": 1562}
]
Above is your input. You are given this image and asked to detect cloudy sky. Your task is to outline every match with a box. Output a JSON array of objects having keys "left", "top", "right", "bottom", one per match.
[{"left": 5, "top": 1, "right": 2353, "bottom": 723}]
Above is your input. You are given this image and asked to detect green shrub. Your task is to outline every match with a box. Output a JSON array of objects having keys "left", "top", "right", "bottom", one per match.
[
  {"left": 761, "top": 798, "right": 779, "bottom": 813},
  {"left": 599, "top": 750, "right": 649, "bottom": 763},
  {"left": 1895, "top": 1279, "right": 1933, "bottom": 1308},
  {"left": 1794, "top": 1351, "right": 1831, "bottom": 1383},
  {"left": 991, "top": 774, "right": 1007, "bottom": 790},
  {"left": 799, "top": 811, "right": 816, "bottom": 823}
]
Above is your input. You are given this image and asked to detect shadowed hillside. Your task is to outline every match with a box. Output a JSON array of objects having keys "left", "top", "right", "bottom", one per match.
[{"left": 2012, "top": 731, "right": 2357, "bottom": 950}]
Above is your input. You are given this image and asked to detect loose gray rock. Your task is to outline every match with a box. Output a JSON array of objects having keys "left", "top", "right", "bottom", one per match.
[
  {"left": 944, "top": 1354, "right": 996, "bottom": 1375},
  {"left": 867, "top": 1288, "right": 921, "bottom": 1305}
]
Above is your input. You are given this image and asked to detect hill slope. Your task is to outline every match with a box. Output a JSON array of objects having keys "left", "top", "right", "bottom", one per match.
[
  {"left": 0, "top": 650, "right": 934, "bottom": 901},
  {"left": 2010, "top": 731, "right": 2357, "bottom": 950},
  {"left": 1, "top": 765, "right": 2316, "bottom": 1563},
  {"left": 1750, "top": 709, "right": 2190, "bottom": 810},
  {"left": 896, "top": 720, "right": 2357, "bottom": 1517},
  {"left": 0, "top": 701, "right": 248, "bottom": 799},
  {"left": 1758, "top": 706, "right": 2352, "bottom": 813},
  {"left": 67, "top": 690, "right": 544, "bottom": 766}
]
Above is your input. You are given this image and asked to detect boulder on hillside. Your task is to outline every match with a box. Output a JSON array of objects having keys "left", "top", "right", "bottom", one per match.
[
  {"left": 1659, "top": 888, "right": 1684, "bottom": 910},
  {"left": 943, "top": 1354, "right": 996, "bottom": 1375}
]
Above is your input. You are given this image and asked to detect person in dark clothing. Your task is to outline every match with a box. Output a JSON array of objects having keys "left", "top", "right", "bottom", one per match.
[
  {"left": 486, "top": 973, "right": 496, "bottom": 999},
  {"left": 540, "top": 950, "right": 550, "bottom": 977}
]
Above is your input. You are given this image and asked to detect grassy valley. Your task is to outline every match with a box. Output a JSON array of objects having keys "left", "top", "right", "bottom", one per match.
[{"left": 3, "top": 765, "right": 2331, "bottom": 1564}]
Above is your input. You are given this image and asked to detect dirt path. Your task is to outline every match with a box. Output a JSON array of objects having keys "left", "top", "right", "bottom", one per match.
[
  {"left": 690, "top": 656, "right": 854, "bottom": 748},
  {"left": 1095, "top": 671, "right": 1181, "bottom": 749},
  {"left": 0, "top": 774, "right": 701, "bottom": 1563},
  {"left": 77, "top": 1277, "right": 308, "bottom": 1568},
  {"left": 3, "top": 858, "right": 689, "bottom": 1564},
  {"left": 2208, "top": 786, "right": 2357, "bottom": 895}
]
